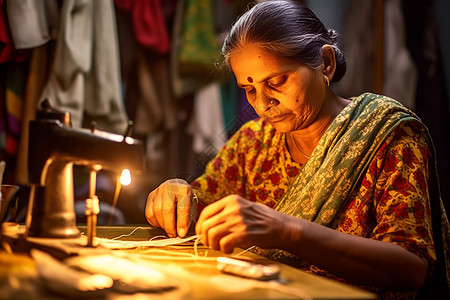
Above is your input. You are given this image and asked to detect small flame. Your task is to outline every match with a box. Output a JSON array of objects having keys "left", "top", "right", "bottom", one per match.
[{"left": 120, "top": 169, "right": 131, "bottom": 186}]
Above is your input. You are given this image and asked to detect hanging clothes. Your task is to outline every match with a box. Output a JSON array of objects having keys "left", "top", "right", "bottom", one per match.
[
  {"left": 38, "top": 0, "right": 127, "bottom": 134},
  {"left": 170, "top": 0, "right": 199, "bottom": 98},
  {"left": 383, "top": 0, "right": 417, "bottom": 110},
  {"left": 114, "top": 0, "right": 170, "bottom": 55},
  {"left": 334, "top": 0, "right": 376, "bottom": 98},
  {"left": 0, "top": 0, "right": 14, "bottom": 63},
  {"left": 5, "top": 0, "right": 55, "bottom": 50},
  {"left": 177, "top": 0, "right": 221, "bottom": 78},
  {"left": 188, "top": 82, "right": 226, "bottom": 162}
]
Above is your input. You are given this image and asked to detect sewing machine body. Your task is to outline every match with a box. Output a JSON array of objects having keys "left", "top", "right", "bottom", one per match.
[{"left": 26, "top": 105, "right": 144, "bottom": 239}]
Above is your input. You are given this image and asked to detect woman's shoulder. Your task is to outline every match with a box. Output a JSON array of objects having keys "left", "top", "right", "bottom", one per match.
[
  {"left": 231, "top": 118, "right": 279, "bottom": 141},
  {"left": 224, "top": 118, "right": 283, "bottom": 154},
  {"left": 351, "top": 92, "right": 414, "bottom": 113}
]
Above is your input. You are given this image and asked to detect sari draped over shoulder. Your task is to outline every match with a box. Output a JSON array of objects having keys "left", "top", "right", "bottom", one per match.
[{"left": 264, "top": 93, "right": 449, "bottom": 296}]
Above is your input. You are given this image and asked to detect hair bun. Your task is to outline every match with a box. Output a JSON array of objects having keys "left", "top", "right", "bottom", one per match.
[{"left": 327, "top": 29, "right": 338, "bottom": 43}]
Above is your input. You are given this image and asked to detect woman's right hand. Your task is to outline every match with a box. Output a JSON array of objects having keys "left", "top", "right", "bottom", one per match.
[{"left": 145, "top": 178, "right": 198, "bottom": 237}]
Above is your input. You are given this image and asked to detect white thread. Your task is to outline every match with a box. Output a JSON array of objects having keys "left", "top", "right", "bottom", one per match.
[
  {"left": 108, "top": 227, "right": 256, "bottom": 263},
  {"left": 194, "top": 236, "right": 201, "bottom": 258},
  {"left": 235, "top": 246, "right": 255, "bottom": 257},
  {"left": 149, "top": 235, "right": 170, "bottom": 241},
  {"left": 111, "top": 226, "right": 146, "bottom": 240}
]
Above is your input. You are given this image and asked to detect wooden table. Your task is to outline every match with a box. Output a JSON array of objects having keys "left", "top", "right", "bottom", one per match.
[
  {"left": 89, "top": 225, "right": 375, "bottom": 299},
  {"left": 1, "top": 225, "right": 376, "bottom": 299}
]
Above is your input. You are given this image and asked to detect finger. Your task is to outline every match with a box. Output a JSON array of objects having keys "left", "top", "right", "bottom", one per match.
[
  {"left": 195, "top": 199, "right": 226, "bottom": 235},
  {"left": 145, "top": 192, "right": 160, "bottom": 227},
  {"left": 205, "top": 221, "right": 230, "bottom": 251},
  {"left": 219, "top": 232, "right": 250, "bottom": 254},
  {"left": 153, "top": 190, "right": 165, "bottom": 232},
  {"left": 176, "top": 187, "right": 191, "bottom": 237},
  {"left": 197, "top": 209, "right": 227, "bottom": 247},
  {"left": 162, "top": 182, "right": 179, "bottom": 238}
]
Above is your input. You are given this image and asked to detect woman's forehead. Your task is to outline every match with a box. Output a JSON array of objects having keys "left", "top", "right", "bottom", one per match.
[{"left": 230, "top": 45, "right": 299, "bottom": 81}]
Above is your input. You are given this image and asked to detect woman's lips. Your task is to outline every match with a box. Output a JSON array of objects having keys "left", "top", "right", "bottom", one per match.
[{"left": 266, "top": 113, "right": 289, "bottom": 122}]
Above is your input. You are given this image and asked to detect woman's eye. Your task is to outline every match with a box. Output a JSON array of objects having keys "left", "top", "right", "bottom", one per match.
[{"left": 268, "top": 76, "right": 287, "bottom": 88}]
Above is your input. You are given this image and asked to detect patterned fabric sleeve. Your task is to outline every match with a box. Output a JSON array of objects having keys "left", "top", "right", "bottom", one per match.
[
  {"left": 325, "top": 121, "right": 438, "bottom": 298},
  {"left": 190, "top": 121, "right": 253, "bottom": 207},
  {"left": 368, "top": 121, "right": 436, "bottom": 266}
]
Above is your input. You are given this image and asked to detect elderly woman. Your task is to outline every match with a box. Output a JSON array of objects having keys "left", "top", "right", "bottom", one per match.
[{"left": 145, "top": 1, "right": 449, "bottom": 298}]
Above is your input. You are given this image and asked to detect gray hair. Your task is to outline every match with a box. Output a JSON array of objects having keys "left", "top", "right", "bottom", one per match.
[{"left": 221, "top": 0, "right": 346, "bottom": 82}]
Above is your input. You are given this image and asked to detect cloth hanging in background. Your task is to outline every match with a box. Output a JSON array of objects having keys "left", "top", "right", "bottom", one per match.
[
  {"left": 39, "top": 0, "right": 127, "bottom": 134},
  {"left": 170, "top": 0, "right": 199, "bottom": 98},
  {"left": 335, "top": 0, "right": 417, "bottom": 109},
  {"left": 219, "top": 76, "right": 238, "bottom": 138},
  {"left": 171, "top": 0, "right": 244, "bottom": 98},
  {"left": 133, "top": 55, "right": 177, "bottom": 135},
  {"left": 0, "top": 61, "right": 29, "bottom": 183},
  {"left": 133, "top": 54, "right": 163, "bottom": 135},
  {"left": 334, "top": 0, "right": 376, "bottom": 97},
  {"left": 4, "top": 63, "right": 28, "bottom": 157},
  {"left": 0, "top": 0, "right": 14, "bottom": 63},
  {"left": 5, "top": 0, "right": 56, "bottom": 50},
  {"left": 82, "top": 0, "right": 128, "bottom": 133},
  {"left": 114, "top": 0, "right": 170, "bottom": 55},
  {"left": 189, "top": 83, "right": 226, "bottom": 160},
  {"left": 178, "top": 0, "right": 222, "bottom": 79},
  {"left": 383, "top": 0, "right": 417, "bottom": 110},
  {"left": 115, "top": 0, "right": 176, "bottom": 135}
]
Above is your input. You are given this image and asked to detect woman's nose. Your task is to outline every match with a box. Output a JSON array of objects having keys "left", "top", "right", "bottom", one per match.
[{"left": 256, "top": 92, "right": 276, "bottom": 111}]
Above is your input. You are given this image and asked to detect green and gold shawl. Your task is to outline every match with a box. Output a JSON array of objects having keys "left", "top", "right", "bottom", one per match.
[
  {"left": 268, "top": 93, "right": 449, "bottom": 296},
  {"left": 274, "top": 93, "right": 418, "bottom": 225}
]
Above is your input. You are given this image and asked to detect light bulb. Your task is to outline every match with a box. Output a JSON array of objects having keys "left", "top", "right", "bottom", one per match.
[{"left": 120, "top": 169, "right": 131, "bottom": 186}]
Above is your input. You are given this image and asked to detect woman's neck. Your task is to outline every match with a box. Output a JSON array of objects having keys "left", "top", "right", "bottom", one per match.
[{"left": 288, "top": 93, "right": 350, "bottom": 163}]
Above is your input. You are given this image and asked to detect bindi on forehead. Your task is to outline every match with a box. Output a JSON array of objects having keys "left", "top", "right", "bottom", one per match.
[{"left": 247, "top": 76, "right": 253, "bottom": 83}]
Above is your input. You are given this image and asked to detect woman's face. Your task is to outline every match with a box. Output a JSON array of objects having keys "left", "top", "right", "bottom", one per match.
[{"left": 230, "top": 43, "right": 327, "bottom": 133}]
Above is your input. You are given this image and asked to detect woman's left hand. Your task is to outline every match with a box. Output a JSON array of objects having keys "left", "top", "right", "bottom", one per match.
[{"left": 195, "top": 194, "right": 285, "bottom": 254}]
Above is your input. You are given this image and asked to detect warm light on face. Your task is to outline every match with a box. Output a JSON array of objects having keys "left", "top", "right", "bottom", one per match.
[{"left": 120, "top": 169, "right": 131, "bottom": 186}]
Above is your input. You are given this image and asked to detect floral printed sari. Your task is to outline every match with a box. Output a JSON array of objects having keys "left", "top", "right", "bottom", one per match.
[{"left": 268, "top": 93, "right": 449, "bottom": 298}]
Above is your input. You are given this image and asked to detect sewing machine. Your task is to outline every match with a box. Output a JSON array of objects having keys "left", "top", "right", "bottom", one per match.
[{"left": 25, "top": 100, "right": 145, "bottom": 245}]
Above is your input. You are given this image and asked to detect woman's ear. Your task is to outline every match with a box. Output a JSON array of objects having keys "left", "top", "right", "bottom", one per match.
[{"left": 321, "top": 44, "right": 336, "bottom": 81}]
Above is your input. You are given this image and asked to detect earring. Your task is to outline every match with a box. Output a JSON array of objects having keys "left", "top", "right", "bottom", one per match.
[{"left": 324, "top": 76, "right": 330, "bottom": 87}]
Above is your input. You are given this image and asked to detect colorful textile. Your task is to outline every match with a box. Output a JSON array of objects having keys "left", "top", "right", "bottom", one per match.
[
  {"left": 40, "top": 0, "right": 128, "bottom": 134},
  {"left": 5, "top": 0, "right": 52, "bottom": 49},
  {"left": 114, "top": 0, "right": 170, "bottom": 54},
  {"left": 0, "top": 0, "right": 14, "bottom": 63},
  {"left": 191, "top": 93, "right": 449, "bottom": 297},
  {"left": 1, "top": 62, "right": 28, "bottom": 157},
  {"left": 177, "top": 0, "right": 221, "bottom": 77}
]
